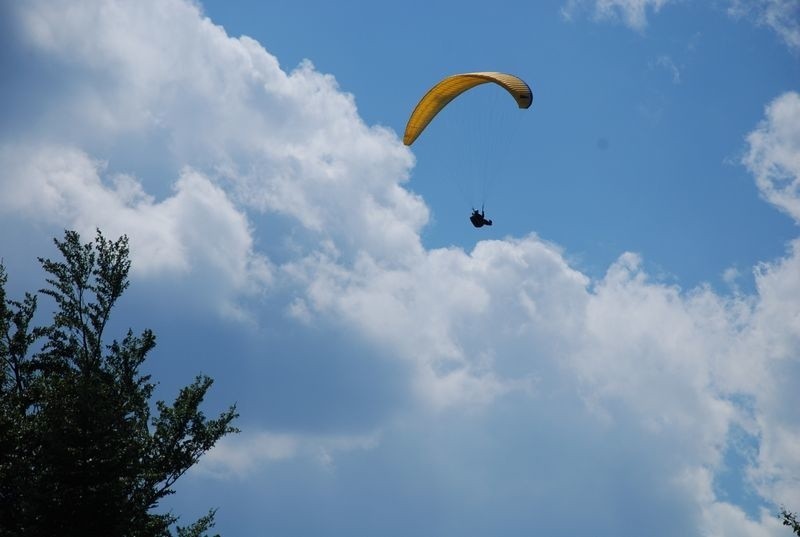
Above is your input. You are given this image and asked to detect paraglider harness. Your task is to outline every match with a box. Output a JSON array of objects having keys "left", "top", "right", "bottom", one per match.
[{"left": 470, "top": 206, "right": 493, "bottom": 228}]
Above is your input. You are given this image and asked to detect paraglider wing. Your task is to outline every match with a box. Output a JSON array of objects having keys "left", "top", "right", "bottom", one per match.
[{"left": 403, "top": 72, "right": 532, "bottom": 146}]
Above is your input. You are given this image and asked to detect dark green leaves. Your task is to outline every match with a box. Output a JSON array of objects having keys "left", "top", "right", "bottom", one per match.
[
  {"left": 1, "top": 230, "right": 237, "bottom": 537},
  {"left": 783, "top": 508, "right": 800, "bottom": 536}
]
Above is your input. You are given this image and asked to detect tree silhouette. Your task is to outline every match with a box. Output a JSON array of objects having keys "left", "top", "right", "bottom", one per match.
[
  {"left": 783, "top": 508, "right": 800, "bottom": 536},
  {"left": 0, "top": 230, "right": 238, "bottom": 537}
]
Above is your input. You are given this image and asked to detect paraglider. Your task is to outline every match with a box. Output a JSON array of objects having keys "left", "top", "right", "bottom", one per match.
[
  {"left": 403, "top": 72, "right": 532, "bottom": 146},
  {"left": 403, "top": 72, "right": 532, "bottom": 228},
  {"left": 470, "top": 207, "right": 492, "bottom": 228}
]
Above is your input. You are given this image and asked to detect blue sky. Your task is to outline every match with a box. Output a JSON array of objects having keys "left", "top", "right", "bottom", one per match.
[{"left": 1, "top": 1, "right": 799, "bottom": 535}]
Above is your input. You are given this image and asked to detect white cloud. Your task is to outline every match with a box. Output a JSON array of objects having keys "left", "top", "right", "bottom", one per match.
[
  {"left": 561, "top": 0, "right": 670, "bottom": 31},
  {"left": 196, "top": 429, "right": 381, "bottom": 478},
  {"left": 0, "top": 144, "right": 271, "bottom": 317},
  {"left": 572, "top": 254, "right": 740, "bottom": 454},
  {"left": 294, "top": 232, "right": 796, "bottom": 533},
  {"left": 728, "top": 0, "right": 800, "bottom": 52},
  {"left": 281, "top": 218, "right": 799, "bottom": 527},
  {"left": 652, "top": 54, "right": 681, "bottom": 84},
  {"left": 278, "top": 87, "right": 800, "bottom": 519},
  {"left": 10, "top": 0, "right": 422, "bottom": 263},
  {"left": 563, "top": 0, "right": 800, "bottom": 52},
  {"left": 679, "top": 467, "right": 786, "bottom": 537},
  {"left": 745, "top": 238, "right": 800, "bottom": 509},
  {"left": 285, "top": 236, "right": 588, "bottom": 409},
  {"left": 723, "top": 266, "right": 742, "bottom": 286},
  {"left": 3, "top": 0, "right": 422, "bottom": 314},
  {"left": 744, "top": 92, "right": 800, "bottom": 224}
]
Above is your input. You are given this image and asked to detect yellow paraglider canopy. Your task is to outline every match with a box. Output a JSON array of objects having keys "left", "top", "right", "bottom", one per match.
[{"left": 403, "top": 72, "right": 532, "bottom": 146}]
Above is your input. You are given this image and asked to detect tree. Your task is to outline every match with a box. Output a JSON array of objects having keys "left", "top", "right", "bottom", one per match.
[
  {"left": 0, "top": 230, "right": 238, "bottom": 537},
  {"left": 783, "top": 508, "right": 800, "bottom": 536}
]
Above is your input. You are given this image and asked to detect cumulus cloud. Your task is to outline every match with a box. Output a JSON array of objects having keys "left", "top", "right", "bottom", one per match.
[
  {"left": 10, "top": 0, "right": 422, "bottom": 259},
  {"left": 2, "top": 0, "right": 422, "bottom": 314},
  {"left": 284, "top": 236, "right": 588, "bottom": 409},
  {"left": 275, "top": 89, "right": 800, "bottom": 525},
  {"left": 280, "top": 211, "right": 798, "bottom": 523},
  {"left": 0, "top": 144, "right": 271, "bottom": 317},
  {"left": 744, "top": 92, "right": 800, "bottom": 224},
  {"left": 679, "top": 467, "right": 786, "bottom": 537},
  {"left": 744, "top": 239, "right": 800, "bottom": 509}
]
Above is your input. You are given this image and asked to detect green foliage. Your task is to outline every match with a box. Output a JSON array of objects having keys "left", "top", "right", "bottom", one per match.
[
  {"left": 0, "top": 230, "right": 238, "bottom": 537},
  {"left": 783, "top": 508, "right": 800, "bottom": 536}
]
